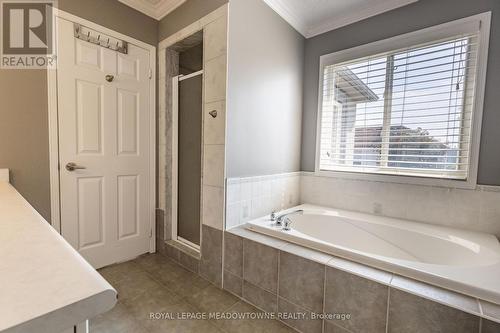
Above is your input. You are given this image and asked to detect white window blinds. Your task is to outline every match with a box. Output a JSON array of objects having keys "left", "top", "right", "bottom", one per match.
[{"left": 318, "top": 33, "right": 479, "bottom": 180}]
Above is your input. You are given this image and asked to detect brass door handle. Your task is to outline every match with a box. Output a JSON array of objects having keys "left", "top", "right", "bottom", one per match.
[
  {"left": 65, "top": 162, "right": 86, "bottom": 172},
  {"left": 105, "top": 74, "right": 114, "bottom": 82}
]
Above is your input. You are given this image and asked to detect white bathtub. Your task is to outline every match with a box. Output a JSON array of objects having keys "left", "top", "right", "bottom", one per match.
[{"left": 246, "top": 204, "right": 500, "bottom": 304}]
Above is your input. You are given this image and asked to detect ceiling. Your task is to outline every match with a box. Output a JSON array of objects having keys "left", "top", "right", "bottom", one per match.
[
  {"left": 262, "top": 0, "right": 418, "bottom": 38},
  {"left": 118, "top": 0, "right": 418, "bottom": 35},
  {"left": 117, "top": 0, "right": 187, "bottom": 20}
]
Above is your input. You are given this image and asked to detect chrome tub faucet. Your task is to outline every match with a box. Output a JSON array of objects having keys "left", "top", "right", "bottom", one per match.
[{"left": 271, "top": 209, "right": 304, "bottom": 228}]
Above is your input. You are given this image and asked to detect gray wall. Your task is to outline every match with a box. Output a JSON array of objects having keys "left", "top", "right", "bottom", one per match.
[
  {"left": 301, "top": 0, "right": 500, "bottom": 185},
  {"left": 59, "top": 0, "right": 158, "bottom": 45},
  {"left": 0, "top": 70, "right": 51, "bottom": 219},
  {"left": 158, "top": 0, "right": 227, "bottom": 41},
  {"left": 0, "top": 0, "right": 158, "bottom": 221},
  {"left": 226, "top": 0, "right": 304, "bottom": 178}
]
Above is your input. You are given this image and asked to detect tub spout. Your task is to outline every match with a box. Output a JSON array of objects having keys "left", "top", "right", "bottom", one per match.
[{"left": 275, "top": 209, "right": 304, "bottom": 226}]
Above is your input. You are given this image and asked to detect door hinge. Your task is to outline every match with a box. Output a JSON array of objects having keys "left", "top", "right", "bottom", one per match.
[
  {"left": 149, "top": 228, "right": 153, "bottom": 238},
  {"left": 148, "top": 68, "right": 152, "bottom": 79}
]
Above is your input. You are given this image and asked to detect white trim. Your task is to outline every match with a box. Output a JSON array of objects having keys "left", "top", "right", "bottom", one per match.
[
  {"left": 314, "top": 12, "right": 491, "bottom": 189},
  {"left": 261, "top": 0, "right": 308, "bottom": 36},
  {"left": 148, "top": 40, "right": 157, "bottom": 254},
  {"left": 178, "top": 69, "right": 204, "bottom": 81},
  {"left": 171, "top": 75, "right": 179, "bottom": 243},
  {"left": 47, "top": 67, "right": 61, "bottom": 232},
  {"left": 117, "top": 0, "right": 187, "bottom": 20},
  {"left": 307, "top": 0, "right": 418, "bottom": 38},
  {"left": 262, "top": 0, "right": 418, "bottom": 38},
  {"left": 47, "top": 9, "right": 157, "bottom": 253}
]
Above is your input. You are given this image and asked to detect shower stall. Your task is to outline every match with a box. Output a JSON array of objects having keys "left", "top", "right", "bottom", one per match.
[{"left": 169, "top": 33, "right": 204, "bottom": 250}]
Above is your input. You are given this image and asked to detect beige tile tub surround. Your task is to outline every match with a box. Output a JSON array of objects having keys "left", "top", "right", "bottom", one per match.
[
  {"left": 325, "top": 267, "right": 389, "bottom": 333},
  {"left": 388, "top": 288, "right": 479, "bottom": 333},
  {"left": 223, "top": 226, "right": 500, "bottom": 333},
  {"left": 301, "top": 172, "right": 500, "bottom": 237},
  {"left": 226, "top": 172, "right": 301, "bottom": 229}
]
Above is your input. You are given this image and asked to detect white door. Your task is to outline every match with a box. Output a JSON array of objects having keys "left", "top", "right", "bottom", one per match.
[{"left": 56, "top": 18, "right": 153, "bottom": 269}]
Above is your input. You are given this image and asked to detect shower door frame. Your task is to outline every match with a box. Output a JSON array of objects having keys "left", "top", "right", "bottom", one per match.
[{"left": 171, "top": 70, "right": 204, "bottom": 251}]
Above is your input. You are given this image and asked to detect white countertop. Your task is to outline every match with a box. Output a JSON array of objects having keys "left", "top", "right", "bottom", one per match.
[{"left": 0, "top": 177, "right": 117, "bottom": 333}]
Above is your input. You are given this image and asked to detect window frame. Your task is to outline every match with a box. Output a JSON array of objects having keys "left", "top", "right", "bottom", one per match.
[{"left": 315, "top": 12, "right": 491, "bottom": 189}]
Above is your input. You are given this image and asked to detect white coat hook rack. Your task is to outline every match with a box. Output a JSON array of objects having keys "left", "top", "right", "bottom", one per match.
[{"left": 74, "top": 24, "right": 128, "bottom": 54}]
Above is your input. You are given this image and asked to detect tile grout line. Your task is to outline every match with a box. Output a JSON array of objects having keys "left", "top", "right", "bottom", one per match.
[
  {"left": 322, "top": 264, "right": 327, "bottom": 333},
  {"left": 477, "top": 299, "right": 483, "bottom": 333},
  {"left": 385, "top": 287, "right": 391, "bottom": 333},
  {"left": 277, "top": 249, "right": 281, "bottom": 313}
]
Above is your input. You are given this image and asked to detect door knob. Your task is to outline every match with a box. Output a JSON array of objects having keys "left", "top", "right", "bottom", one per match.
[
  {"left": 105, "top": 74, "right": 114, "bottom": 82},
  {"left": 65, "top": 162, "right": 86, "bottom": 172}
]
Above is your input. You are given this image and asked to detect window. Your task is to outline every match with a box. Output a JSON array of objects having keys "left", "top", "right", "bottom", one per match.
[{"left": 317, "top": 14, "right": 490, "bottom": 186}]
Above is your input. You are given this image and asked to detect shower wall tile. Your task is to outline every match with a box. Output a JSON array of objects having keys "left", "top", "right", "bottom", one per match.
[
  {"left": 179, "top": 251, "right": 199, "bottom": 273},
  {"left": 202, "top": 185, "right": 224, "bottom": 230},
  {"left": 200, "top": 225, "right": 223, "bottom": 286},
  {"left": 204, "top": 55, "right": 226, "bottom": 103},
  {"left": 225, "top": 172, "right": 301, "bottom": 229},
  {"left": 155, "top": 208, "right": 165, "bottom": 240},
  {"left": 204, "top": 101, "right": 225, "bottom": 145},
  {"left": 158, "top": 7, "right": 228, "bottom": 317},
  {"left": 164, "top": 241, "right": 180, "bottom": 261},
  {"left": 204, "top": 15, "right": 227, "bottom": 62},
  {"left": 203, "top": 144, "right": 225, "bottom": 187}
]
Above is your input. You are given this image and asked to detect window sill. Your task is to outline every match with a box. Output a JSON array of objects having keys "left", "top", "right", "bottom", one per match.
[{"left": 313, "top": 169, "right": 477, "bottom": 189}]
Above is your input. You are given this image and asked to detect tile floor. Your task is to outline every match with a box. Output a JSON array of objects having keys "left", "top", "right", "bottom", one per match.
[{"left": 93, "top": 253, "right": 296, "bottom": 333}]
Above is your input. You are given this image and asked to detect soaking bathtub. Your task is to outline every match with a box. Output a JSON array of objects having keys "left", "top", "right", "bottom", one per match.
[{"left": 246, "top": 204, "right": 500, "bottom": 304}]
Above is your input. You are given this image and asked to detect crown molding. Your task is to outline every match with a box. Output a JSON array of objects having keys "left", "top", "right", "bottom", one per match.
[
  {"left": 261, "top": 0, "right": 308, "bottom": 36},
  {"left": 118, "top": 0, "right": 187, "bottom": 20},
  {"left": 262, "top": 0, "right": 419, "bottom": 39},
  {"left": 306, "top": 0, "right": 419, "bottom": 38}
]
